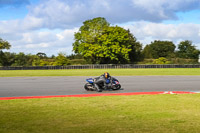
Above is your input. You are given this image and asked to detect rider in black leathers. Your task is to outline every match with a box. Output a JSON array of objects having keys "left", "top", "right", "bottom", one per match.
[{"left": 94, "top": 72, "right": 113, "bottom": 92}]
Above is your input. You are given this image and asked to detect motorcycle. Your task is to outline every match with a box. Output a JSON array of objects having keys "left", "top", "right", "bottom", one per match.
[{"left": 84, "top": 77, "right": 121, "bottom": 92}]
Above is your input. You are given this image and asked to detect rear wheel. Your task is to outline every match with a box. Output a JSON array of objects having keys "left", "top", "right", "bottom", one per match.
[{"left": 84, "top": 83, "right": 90, "bottom": 91}]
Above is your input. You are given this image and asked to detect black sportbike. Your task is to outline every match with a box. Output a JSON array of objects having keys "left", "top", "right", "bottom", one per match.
[{"left": 84, "top": 77, "right": 121, "bottom": 92}]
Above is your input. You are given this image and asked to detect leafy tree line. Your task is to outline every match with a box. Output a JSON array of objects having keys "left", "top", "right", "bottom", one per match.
[
  {"left": 0, "top": 52, "right": 70, "bottom": 66},
  {"left": 142, "top": 40, "right": 200, "bottom": 59},
  {"left": 142, "top": 40, "right": 200, "bottom": 64},
  {"left": 0, "top": 17, "right": 200, "bottom": 66},
  {"left": 0, "top": 51, "right": 71, "bottom": 67}
]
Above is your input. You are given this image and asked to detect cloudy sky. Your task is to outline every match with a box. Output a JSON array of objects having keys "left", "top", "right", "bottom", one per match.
[{"left": 1, "top": 0, "right": 200, "bottom": 56}]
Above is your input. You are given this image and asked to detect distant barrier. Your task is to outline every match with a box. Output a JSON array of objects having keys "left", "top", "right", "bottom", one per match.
[{"left": 0, "top": 64, "right": 200, "bottom": 70}]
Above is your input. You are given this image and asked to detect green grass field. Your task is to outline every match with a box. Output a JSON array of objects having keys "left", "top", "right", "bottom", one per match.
[
  {"left": 0, "top": 68, "right": 200, "bottom": 77},
  {"left": 1, "top": 94, "right": 200, "bottom": 133}
]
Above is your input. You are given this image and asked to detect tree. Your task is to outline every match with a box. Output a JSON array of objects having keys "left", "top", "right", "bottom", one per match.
[
  {"left": 176, "top": 40, "right": 200, "bottom": 59},
  {"left": 142, "top": 45, "right": 152, "bottom": 59},
  {"left": 36, "top": 52, "right": 47, "bottom": 59},
  {"left": 13, "top": 52, "right": 30, "bottom": 66},
  {"left": 67, "top": 53, "right": 83, "bottom": 60},
  {"left": 145, "top": 40, "right": 176, "bottom": 59},
  {"left": 73, "top": 17, "right": 109, "bottom": 53},
  {"left": 97, "top": 26, "right": 133, "bottom": 64},
  {"left": 1, "top": 52, "right": 16, "bottom": 66},
  {"left": 54, "top": 53, "right": 70, "bottom": 66},
  {"left": 32, "top": 55, "right": 41, "bottom": 66},
  {"left": 0, "top": 38, "right": 11, "bottom": 50},
  {"left": 153, "top": 57, "right": 170, "bottom": 64},
  {"left": 73, "top": 17, "right": 139, "bottom": 64},
  {"left": 0, "top": 38, "right": 11, "bottom": 66}
]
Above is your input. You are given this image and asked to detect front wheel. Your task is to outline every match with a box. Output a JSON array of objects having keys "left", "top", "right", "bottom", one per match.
[{"left": 112, "top": 84, "right": 121, "bottom": 90}]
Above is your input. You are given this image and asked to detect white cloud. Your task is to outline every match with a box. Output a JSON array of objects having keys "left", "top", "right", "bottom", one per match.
[
  {"left": 4, "top": 0, "right": 197, "bottom": 30},
  {"left": 8, "top": 28, "right": 78, "bottom": 56},
  {"left": 25, "top": 43, "right": 49, "bottom": 48},
  {"left": 23, "top": 15, "right": 44, "bottom": 30},
  {"left": 124, "top": 22, "right": 200, "bottom": 48},
  {"left": 57, "top": 28, "right": 78, "bottom": 41},
  {"left": 21, "top": 31, "right": 57, "bottom": 44}
]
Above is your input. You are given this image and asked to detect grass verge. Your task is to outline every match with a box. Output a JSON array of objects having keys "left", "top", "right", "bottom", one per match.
[
  {"left": 1, "top": 94, "right": 200, "bottom": 133},
  {"left": 0, "top": 68, "right": 200, "bottom": 77}
]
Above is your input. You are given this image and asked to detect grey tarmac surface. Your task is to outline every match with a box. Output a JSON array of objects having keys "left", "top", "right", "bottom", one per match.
[{"left": 0, "top": 76, "right": 200, "bottom": 97}]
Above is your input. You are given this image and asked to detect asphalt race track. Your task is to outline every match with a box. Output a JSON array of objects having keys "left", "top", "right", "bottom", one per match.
[{"left": 0, "top": 76, "right": 200, "bottom": 97}]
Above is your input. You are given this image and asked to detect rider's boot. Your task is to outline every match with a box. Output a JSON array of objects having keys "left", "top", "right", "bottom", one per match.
[{"left": 95, "top": 84, "right": 102, "bottom": 92}]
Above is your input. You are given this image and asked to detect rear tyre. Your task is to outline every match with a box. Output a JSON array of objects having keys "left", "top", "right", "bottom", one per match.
[{"left": 84, "top": 83, "right": 90, "bottom": 91}]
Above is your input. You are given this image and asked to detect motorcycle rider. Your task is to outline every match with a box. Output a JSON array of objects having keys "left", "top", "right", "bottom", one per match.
[{"left": 94, "top": 72, "right": 113, "bottom": 92}]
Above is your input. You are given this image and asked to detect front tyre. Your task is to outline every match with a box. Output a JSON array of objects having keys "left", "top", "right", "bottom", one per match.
[{"left": 112, "top": 84, "right": 121, "bottom": 90}]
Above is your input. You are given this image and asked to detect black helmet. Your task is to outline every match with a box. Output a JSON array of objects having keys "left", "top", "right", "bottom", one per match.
[{"left": 104, "top": 72, "right": 110, "bottom": 79}]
